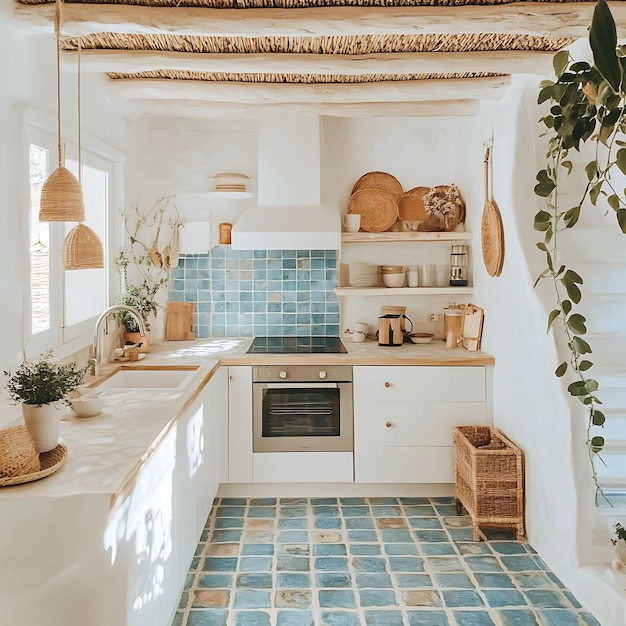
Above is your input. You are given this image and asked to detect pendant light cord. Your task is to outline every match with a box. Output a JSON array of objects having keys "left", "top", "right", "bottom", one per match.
[
  {"left": 54, "top": 0, "right": 62, "bottom": 168},
  {"left": 77, "top": 40, "right": 82, "bottom": 184}
]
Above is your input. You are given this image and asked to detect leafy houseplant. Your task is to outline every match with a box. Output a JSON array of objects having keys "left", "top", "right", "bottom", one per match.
[
  {"left": 534, "top": 0, "right": 626, "bottom": 500},
  {"left": 4, "top": 352, "right": 87, "bottom": 452},
  {"left": 4, "top": 351, "right": 87, "bottom": 407}
]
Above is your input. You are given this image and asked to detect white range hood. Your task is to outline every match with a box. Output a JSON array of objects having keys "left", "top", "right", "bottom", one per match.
[{"left": 231, "top": 115, "right": 341, "bottom": 250}]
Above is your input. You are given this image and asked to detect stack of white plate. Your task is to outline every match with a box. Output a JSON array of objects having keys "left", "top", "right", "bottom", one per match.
[{"left": 349, "top": 263, "right": 380, "bottom": 287}]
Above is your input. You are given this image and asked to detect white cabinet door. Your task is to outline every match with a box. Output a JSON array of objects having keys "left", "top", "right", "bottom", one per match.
[
  {"left": 353, "top": 365, "right": 488, "bottom": 484},
  {"left": 228, "top": 366, "right": 253, "bottom": 483},
  {"left": 210, "top": 367, "right": 229, "bottom": 487}
]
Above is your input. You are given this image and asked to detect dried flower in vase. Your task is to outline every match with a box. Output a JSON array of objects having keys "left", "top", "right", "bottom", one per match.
[{"left": 422, "top": 183, "right": 463, "bottom": 219}]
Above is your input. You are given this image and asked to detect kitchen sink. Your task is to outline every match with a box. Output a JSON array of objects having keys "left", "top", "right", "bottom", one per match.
[{"left": 92, "top": 367, "right": 199, "bottom": 390}]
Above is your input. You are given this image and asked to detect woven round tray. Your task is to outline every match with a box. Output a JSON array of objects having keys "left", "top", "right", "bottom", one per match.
[
  {"left": 348, "top": 189, "right": 399, "bottom": 232},
  {"left": 0, "top": 425, "right": 40, "bottom": 478},
  {"left": 398, "top": 186, "right": 430, "bottom": 222},
  {"left": 0, "top": 443, "right": 68, "bottom": 487},
  {"left": 351, "top": 171, "right": 403, "bottom": 203}
]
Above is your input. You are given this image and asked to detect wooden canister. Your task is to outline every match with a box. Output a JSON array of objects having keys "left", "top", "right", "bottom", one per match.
[
  {"left": 443, "top": 305, "right": 465, "bottom": 348},
  {"left": 219, "top": 222, "right": 232, "bottom": 245}
]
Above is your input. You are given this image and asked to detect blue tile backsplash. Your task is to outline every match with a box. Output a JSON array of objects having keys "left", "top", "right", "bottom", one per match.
[{"left": 169, "top": 248, "right": 340, "bottom": 338}]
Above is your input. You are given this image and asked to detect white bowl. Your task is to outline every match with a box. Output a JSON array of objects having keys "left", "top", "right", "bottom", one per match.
[
  {"left": 409, "top": 332, "right": 434, "bottom": 344},
  {"left": 70, "top": 393, "right": 105, "bottom": 418},
  {"left": 382, "top": 272, "right": 405, "bottom": 288}
]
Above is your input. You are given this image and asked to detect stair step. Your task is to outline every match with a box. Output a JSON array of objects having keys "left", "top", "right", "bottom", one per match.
[
  {"left": 580, "top": 334, "right": 626, "bottom": 367},
  {"left": 572, "top": 263, "right": 626, "bottom": 295},
  {"left": 595, "top": 489, "right": 626, "bottom": 512},
  {"left": 558, "top": 192, "right": 622, "bottom": 229},
  {"left": 558, "top": 229, "right": 626, "bottom": 263},
  {"left": 593, "top": 367, "right": 626, "bottom": 387},
  {"left": 580, "top": 297, "right": 626, "bottom": 334}
]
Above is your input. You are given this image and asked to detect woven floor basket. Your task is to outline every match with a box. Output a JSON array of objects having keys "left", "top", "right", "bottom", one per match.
[
  {"left": 39, "top": 166, "right": 85, "bottom": 222},
  {"left": 454, "top": 425, "right": 525, "bottom": 541}
]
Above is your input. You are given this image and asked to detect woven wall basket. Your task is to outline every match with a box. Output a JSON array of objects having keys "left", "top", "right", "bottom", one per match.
[
  {"left": 39, "top": 166, "right": 85, "bottom": 222},
  {"left": 62, "top": 224, "right": 104, "bottom": 270}
]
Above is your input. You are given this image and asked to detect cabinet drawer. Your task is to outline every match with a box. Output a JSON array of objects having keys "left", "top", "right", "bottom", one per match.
[
  {"left": 355, "top": 401, "right": 487, "bottom": 448},
  {"left": 354, "top": 366, "right": 485, "bottom": 402},
  {"left": 355, "top": 446, "right": 455, "bottom": 483}
]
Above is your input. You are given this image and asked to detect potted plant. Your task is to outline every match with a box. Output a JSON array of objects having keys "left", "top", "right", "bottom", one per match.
[
  {"left": 3, "top": 351, "right": 87, "bottom": 452},
  {"left": 115, "top": 283, "right": 161, "bottom": 345},
  {"left": 114, "top": 197, "right": 175, "bottom": 344}
]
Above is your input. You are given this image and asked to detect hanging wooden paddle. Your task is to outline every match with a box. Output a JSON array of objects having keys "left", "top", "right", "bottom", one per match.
[
  {"left": 148, "top": 224, "right": 163, "bottom": 269},
  {"left": 481, "top": 146, "right": 505, "bottom": 277}
]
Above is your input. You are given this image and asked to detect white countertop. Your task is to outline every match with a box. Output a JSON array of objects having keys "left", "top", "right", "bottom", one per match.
[{"left": 0, "top": 337, "right": 493, "bottom": 502}]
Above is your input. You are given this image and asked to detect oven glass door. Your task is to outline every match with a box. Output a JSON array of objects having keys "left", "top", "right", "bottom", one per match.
[{"left": 253, "top": 382, "right": 353, "bottom": 452}]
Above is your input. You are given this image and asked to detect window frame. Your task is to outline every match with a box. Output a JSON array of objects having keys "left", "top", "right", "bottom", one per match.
[{"left": 23, "top": 113, "right": 125, "bottom": 357}]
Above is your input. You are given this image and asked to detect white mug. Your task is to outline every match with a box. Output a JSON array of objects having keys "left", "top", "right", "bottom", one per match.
[
  {"left": 352, "top": 331, "right": 366, "bottom": 343},
  {"left": 343, "top": 214, "right": 361, "bottom": 233},
  {"left": 354, "top": 322, "right": 369, "bottom": 335}
]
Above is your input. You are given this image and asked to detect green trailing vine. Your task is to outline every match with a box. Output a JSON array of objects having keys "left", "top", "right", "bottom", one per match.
[{"left": 534, "top": 0, "right": 626, "bottom": 500}]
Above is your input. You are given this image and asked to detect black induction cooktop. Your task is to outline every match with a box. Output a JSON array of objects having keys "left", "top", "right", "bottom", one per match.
[{"left": 247, "top": 336, "right": 347, "bottom": 354}]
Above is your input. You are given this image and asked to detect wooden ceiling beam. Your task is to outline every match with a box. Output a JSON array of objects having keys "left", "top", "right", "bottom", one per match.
[
  {"left": 63, "top": 48, "right": 554, "bottom": 76},
  {"left": 121, "top": 98, "right": 481, "bottom": 119},
  {"left": 14, "top": 2, "right": 626, "bottom": 39},
  {"left": 106, "top": 75, "right": 510, "bottom": 103}
]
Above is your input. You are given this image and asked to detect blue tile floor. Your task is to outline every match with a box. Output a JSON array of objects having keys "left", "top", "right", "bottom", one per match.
[{"left": 171, "top": 497, "right": 601, "bottom": 626}]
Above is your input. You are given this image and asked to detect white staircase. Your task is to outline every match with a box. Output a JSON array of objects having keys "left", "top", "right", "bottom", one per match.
[{"left": 558, "top": 218, "right": 626, "bottom": 512}]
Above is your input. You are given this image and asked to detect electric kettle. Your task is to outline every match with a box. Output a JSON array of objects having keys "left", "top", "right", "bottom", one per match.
[{"left": 378, "top": 314, "right": 404, "bottom": 347}]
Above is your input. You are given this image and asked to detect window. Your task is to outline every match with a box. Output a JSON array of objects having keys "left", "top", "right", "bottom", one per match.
[{"left": 26, "top": 124, "right": 117, "bottom": 354}]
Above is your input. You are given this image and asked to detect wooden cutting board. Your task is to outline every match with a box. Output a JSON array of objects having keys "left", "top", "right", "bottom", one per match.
[
  {"left": 461, "top": 303, "right": 484, "bottom": 352},
  {"left": 165, "top": 302, "right": 195, "bottom": 340}
]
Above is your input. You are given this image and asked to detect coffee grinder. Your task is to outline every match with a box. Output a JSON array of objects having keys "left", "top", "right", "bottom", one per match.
[{"left": 450, "top": 245, "right": 469, "bottom": 286}]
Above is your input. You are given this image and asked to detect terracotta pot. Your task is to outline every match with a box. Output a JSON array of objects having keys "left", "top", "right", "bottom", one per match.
[
  {"left": 123, "top": 331, "right": 150, "bottom": 347},
  {"left": 22, "top": 402, "right": 63, "bottom": 453}
]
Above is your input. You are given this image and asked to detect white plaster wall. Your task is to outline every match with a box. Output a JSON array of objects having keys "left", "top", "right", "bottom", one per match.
[
  {"left": 470, "top": 75, "right": 603, "bottom": 615},
  {"left": 0, "top": 0, "right": 127, "bottom": 379}
]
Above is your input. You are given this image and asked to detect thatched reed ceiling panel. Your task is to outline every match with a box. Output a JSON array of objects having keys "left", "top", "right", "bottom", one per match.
[
  {"left": 106, "top": 70, "right": 503, "bottom": 81},
  {"left": 62, "top": 33, "right": 574, "bottom": 53},
  {"left": 17, "top": 0, "right": 605, "bottom": 7}
]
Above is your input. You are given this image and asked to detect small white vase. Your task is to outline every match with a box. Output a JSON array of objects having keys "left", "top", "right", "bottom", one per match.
[{"left": 22, "top": 402, "right": 63, "bottom": 453}]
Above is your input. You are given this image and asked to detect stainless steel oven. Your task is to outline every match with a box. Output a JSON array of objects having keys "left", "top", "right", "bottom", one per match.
[{"left": 252, "top": 365, "right": 353, "bottom": 453}]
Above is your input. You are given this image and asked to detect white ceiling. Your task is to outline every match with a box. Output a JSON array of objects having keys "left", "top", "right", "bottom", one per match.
[{"left": 13, "top": 0, "right": 626, "bottom": 119}]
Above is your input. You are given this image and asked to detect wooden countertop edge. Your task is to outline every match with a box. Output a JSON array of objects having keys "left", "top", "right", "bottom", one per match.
[{"left": 220, "top": 356, "right": 495, "bottom": 366}]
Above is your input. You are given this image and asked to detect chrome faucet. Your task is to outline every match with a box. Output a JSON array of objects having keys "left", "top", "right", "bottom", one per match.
[{"left": 88, "top": 305, "right": 147, "bottom": 376}]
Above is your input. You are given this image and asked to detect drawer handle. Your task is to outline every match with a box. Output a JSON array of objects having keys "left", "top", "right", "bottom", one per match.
[
  {"left": 386, "top": 421, "right": 393, "bottom": 428},
  {"left": 384, "top": 381, "right": 391, "bottom": 388}
]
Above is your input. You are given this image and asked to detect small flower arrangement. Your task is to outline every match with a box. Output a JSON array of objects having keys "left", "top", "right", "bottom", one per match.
[
  {"left": 4, "top": 351, "right": 87, "bottom": 407},
  {"left": 422, "top": 183, "right": 464, "bottom": 220}
]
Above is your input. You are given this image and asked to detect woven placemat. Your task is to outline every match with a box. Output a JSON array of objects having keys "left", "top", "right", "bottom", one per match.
[
  {"left": 348, "top": 188, "right": 399, "bottom": 232},
  {"left": 0, "top": 425, "right": 40, "bottom": 478},
  {"left": 351, "top": 171, "right": 403, "bottom": 203},
  {"left": 398, "top": 186, "right": 430, "bottom": 222},
  {"left": 0, "top": 444, "right": 68, "bottom": 487}
]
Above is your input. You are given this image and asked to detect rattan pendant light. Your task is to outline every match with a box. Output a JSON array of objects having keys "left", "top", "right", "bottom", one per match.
[
  {"left": 39, "top": 0, "right": 85, "bottom": 223},
  {"left": 62, "top": 41, "right": 103, "bottom": 270}
]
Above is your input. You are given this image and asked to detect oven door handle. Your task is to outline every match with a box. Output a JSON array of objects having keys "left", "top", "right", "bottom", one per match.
[{"left": 262, "top": 383, "right": 339, "bottom": 389}]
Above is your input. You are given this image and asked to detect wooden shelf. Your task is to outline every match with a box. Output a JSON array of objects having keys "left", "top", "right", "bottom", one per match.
[
  {"left": 341, "top": 231, "right": 472, "bottom": 243},
  {"left": 335, "top": 286, "right": 474, "bottom": 296}
]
